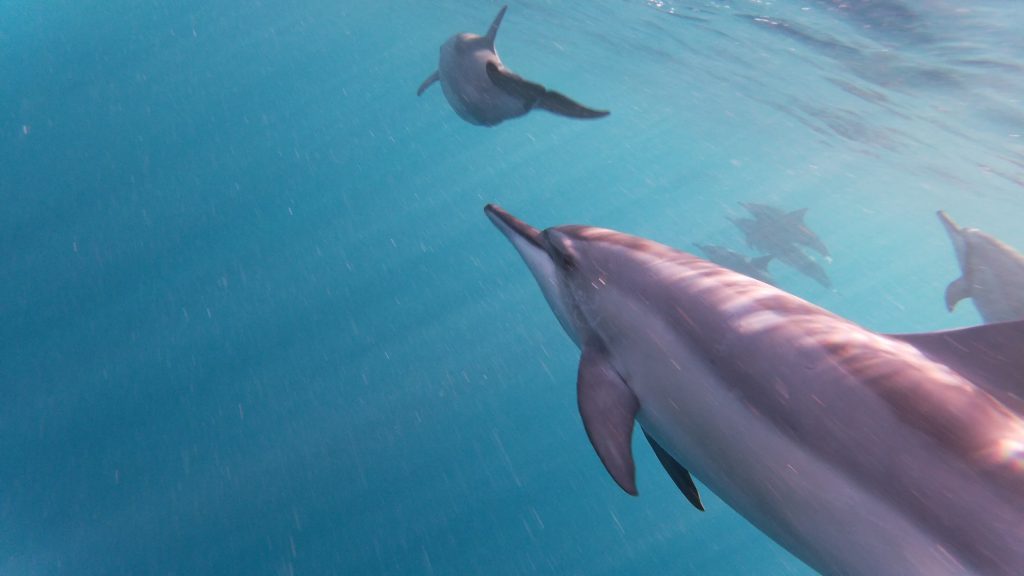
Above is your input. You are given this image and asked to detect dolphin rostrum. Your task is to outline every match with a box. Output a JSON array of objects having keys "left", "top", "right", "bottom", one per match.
[
  {"left": 417, "top": 6, "right": 610, "bottom": 126},
  {"left": 485, "top": 204, "right": 1024, "bottom": 576},
  {"left": 938, "top": 210, "right": 1024, "bottom": 323}
]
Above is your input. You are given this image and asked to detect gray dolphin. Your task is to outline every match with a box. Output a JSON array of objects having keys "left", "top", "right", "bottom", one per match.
[
  {"left": 417, "top": 6, "right": 610, "bottom": 126},
  {"left": 938, "top": 210, "right": 1024, "bottom": 323},
  {"left": 693, "top": 243, "right": 775, "bottom": 285},
  {"left": 730, "top": 216, "right": 832, "bottom": 288},
  {"left": 739, "top": 202, "right": 831, "bottom": 258},
  {"left": 485, "top": 204, "right": 1024, "bottom": 576}
]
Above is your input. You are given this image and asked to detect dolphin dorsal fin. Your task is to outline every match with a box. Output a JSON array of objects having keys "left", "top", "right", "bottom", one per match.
[
  {"left": 888, "top": 320, "right": 1024, "bottom": 414},
  {"left": 485, "top": 5, "right": 509, "bottom": 49},
  {"left": 577, "top": 346, "right": 639, "bottom": 496},
  {"left": 786, "top": 207, "right": 808, "bottom": 224}
]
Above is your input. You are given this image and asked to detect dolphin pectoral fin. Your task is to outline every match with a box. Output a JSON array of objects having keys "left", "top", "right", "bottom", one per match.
[
  {"left": 485, "top": 62, "right": 546, "bottom": 104},
  {"left": 417, "top": 71, "right": 440, "bottom": 96},
  {"left": 535, "top": 91, "right": 610, "bottom": 119},
  {"left": 642, "top": 429, "right": 704, "bottom": 511},
  {"left": 945, "top": 276, "right": 971, "bottom": 312},
  {"left": 889, "top": 320, "right": 1024, "bottom": 412},
  {"left": 485, "top": 63, "right": 610, "bottom": 119},
  {"left": 577, "top": 346, "right": 639, "bottom": 496}
]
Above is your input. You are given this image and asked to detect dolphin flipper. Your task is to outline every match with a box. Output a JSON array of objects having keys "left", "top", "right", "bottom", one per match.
[
  {"left": 417, "top": 71, "right": 440, "bottom": 96},
  {"left": 889, "top": 320, "right": 1024, "bottom": 414},
  {"left": 642, "top": 429, "right": 705, "bottom": 511},
  {"left": 577, "top": 346, "right": 639, "bottom": 496},
  {"left": 485, "top": 62, "right": 610, "bottom": 119},
  {"left": 536, "top": 90, "right": 611, "bottom": 119},
  {"left": 945, "top": 277, "right": 971, "bottom": 312}
]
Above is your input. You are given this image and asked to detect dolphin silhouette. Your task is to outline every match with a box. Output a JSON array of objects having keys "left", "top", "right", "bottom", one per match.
[
  {"left": 739, "top": 202, "right": 831, "bottom": 259},
  {"left": 693, "top": 243, "right": 775, "bottom": 286},
  {"left": 938, "top": 210, "right": 1024, "bottom": 323},
  {"left": 417, "top": 6, "right": 610, "bottom": 126},
  {"left": 730, "top": 216, "right": 832, "bottom": 288},
  {"left": 485, "top": 204, "right": 1024, "bottom": 576}
]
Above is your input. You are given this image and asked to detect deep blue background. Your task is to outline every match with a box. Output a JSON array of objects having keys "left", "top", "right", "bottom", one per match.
[{"left": 3, "top": 1, "right": 1023, "bottom": 574}]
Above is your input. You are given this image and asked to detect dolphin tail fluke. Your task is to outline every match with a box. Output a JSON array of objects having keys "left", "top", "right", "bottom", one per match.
[
  {"left": 417, "top": 71, "right": 440, "bottom": 96},
  {"left": 577, "top": 346, "right": 639, "bottom": 496},
  {"left": 642, "top": 429, "right": 704, "bottom": 511},
  {"left": 945, "top": 277, "right": 970, "bottom": 312},
  {"left": 536, "top": 91, "right": 610, "bottom": 119},
  {"left": 485, "top": 5, "right": 509, "bottom": 49}
]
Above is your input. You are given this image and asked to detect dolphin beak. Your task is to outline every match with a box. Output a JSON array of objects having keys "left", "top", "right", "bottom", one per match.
[{"left": 485, "top": 204, "right": 544, "bottom": 250}]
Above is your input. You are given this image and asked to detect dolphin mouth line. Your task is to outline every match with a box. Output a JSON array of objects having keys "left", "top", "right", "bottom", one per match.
[{"left": 485, "top": 204, "right": 544, "bottom": 249}]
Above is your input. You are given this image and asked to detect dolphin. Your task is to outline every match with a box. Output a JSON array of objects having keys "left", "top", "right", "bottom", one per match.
[
  {"left": 693, "top": 243, "right": 775, "bottom": 286},
  {"left": 938, "top": 210, "right": 1024, "bottom": 323},
  {"left": 730, "top": 216, "right": 832, "bottom": 288},
  {"left": 417, "top": 6, "right": 610, "bottom": 126},
  {"left": 739, "top": 202, "right": 831, "bottom": 259},
  {"left": 485, "top": 204, "right": 1024, "bottom": 576}
]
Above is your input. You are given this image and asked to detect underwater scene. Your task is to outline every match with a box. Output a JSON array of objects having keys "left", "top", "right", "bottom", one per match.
[{"left": 4, "top": 1, "right": 1024, "bottom": 574}]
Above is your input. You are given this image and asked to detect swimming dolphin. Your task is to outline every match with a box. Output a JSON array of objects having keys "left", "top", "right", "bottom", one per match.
[
  {"left": 693, "top": 243, "right": 775, "bottom": 285},
  {"left": 730, "top": 216, "right": 832, "bottom": 288},
  {"left": 938, "top": 210, "right": 1024, "bottom": 323},
  {"left": 417, "top": 6, "right": 610, "bottom": 126},
  {"left": 485, "top": 204, "right": 1024, "bottom": 576},
  {"left": 739, "top": 202, "right": 831, "bottom": 259}
]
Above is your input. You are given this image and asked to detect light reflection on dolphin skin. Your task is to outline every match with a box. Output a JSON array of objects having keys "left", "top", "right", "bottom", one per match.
[
  {"left": 485, "top": 204, "right": 1024, "bottom": 576},
  {"left": 417, "top": 6, "right": 610, "bottom": 127},
  {"left": 938, "top": 210, "right": 1024, "bottom": 323}
]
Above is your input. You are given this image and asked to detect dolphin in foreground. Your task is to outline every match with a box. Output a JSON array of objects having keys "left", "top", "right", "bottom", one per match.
[
  {"left": 485, "top": 204, "right": 1024, "bottom": 576},
  {"left": 938, "top": 210, "right": 1024, "bottom": 323},
  {"left": 417, "top": 6, "right": 610, "bottom": 126}
]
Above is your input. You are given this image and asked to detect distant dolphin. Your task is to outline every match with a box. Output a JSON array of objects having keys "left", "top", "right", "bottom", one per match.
[
  {"left": 417, "top": 6, "right": 610, "bottom": 126},
  {"left": 485, "top": 204, "right": 1024, "bottom": 576},
  {"left": 730, "top": 216, "right": 832, "bottom": 288},
  {"left": 938, "top": 210, "right": 1024, "bottom": 323},
  {"left": 739, "top": 202, "right": 831, "bottom": 258},
  {"left": 693, "top": 243, "right": 775, "bottom": 285}
]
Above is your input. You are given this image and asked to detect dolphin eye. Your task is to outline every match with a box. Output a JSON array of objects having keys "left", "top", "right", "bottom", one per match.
[{"left": 542, "top": 229, "right": 579, "bottom": 271}]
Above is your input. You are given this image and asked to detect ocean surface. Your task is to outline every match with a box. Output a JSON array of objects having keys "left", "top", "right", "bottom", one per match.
[{"left": 3, "top": 1, "right": 1023, "bottom": 574}]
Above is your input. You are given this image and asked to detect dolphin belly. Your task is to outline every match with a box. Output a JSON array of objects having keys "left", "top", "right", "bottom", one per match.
[{"left": 438, "top": 46, "right": 528, "bottom": 126}]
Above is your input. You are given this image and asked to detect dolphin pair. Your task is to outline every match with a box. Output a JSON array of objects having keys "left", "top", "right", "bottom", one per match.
[
  {"left": 730, "top": 203, "right": 832, "bottom": 288},
  {"left": 938, "top": 210, "right": 1024, "bottom": 323},
  {"left": 418, "top": 6, "right": 610, "bottom": 126},
  {"left": 486, "top": 204, "right": 1024, "bottom": 576}
]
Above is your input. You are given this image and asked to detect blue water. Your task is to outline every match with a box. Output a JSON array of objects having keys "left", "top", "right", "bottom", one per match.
[{"left": 4, "top": 1, "right": 1023, "bottom": 574}]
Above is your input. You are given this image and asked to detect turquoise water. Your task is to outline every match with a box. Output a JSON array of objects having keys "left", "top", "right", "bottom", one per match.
[{"left": 4, "top": 1, "right": 1023, "bottom": 574}]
